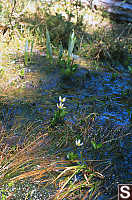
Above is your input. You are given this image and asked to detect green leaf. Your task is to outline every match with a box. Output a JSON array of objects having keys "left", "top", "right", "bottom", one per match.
[
  {"left": 0, "top": 4, "right": 2, "bottom": 13},
  {"left": 24, "top": 40, "right": 29, "bottom": 65},
  {"left": 72, "top": 64, "right": 78, "bottom": 72},
  {"left": 8, "top": 181, "right": 14, "bottom": 187},
  {"left": 128, "top": 66, "right": 132, "bottom": 73},
  {"left": 60, "top": 110, "right": 67, "bottom": 118},
  {"left": 0, "top": 68, "right": 5, "bottom": 76},
  {"left": 46, "top": 28, "right": 52, "bottom": 60},
  {"left": 96, "top": 143, "right": 102, "bottom": 149},
  {"left": 2, "top": 193, "right": 6, "bottom": 200},
  {"left": 68, "top": 30, "right": 76, "bottom": 58},
  {"left": 91, "top": 141, "right": 97, "bottom": 150},
  {"left": 67, "top": 152, "right": 78, "bottom": 160},
  {"left": 64, "top": 68, "right": 72, "bottom": 76},
  {"left": 30, "top": 39, "right": 34, "bottom": 60},
  {"left": 20, "top": 69, "right": 25, "bottom": 77}
]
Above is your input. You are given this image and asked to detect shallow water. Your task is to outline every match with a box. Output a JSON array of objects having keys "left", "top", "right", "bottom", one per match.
[{"left": 0, "top": 55, "right": 132, "bottom": 199}]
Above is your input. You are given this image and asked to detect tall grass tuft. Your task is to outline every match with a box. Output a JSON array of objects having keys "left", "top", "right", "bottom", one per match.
[{"left": 57, "top": 30, "right": 78, "bottom": 77}]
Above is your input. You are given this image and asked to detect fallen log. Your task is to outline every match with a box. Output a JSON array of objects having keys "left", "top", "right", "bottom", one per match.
[{"left": 92, "top": 0, "right": 132, "bottom": 22}]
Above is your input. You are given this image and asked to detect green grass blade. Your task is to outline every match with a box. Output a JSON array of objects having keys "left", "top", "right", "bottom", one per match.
[
  {"left": 24, "top": 39, "right": 29, "bottom": 65},
  {"left": 29, "top": 39, "right": 34, "bottom": 63},
  {"left": 68, "top": 30, "right": 76, "bottom": 58},
  {"left": 30, "top": 39, "right": 34, "bottom": 56},
  {"left": 46, "top": 28, "right": 53, "bottom": 60}
]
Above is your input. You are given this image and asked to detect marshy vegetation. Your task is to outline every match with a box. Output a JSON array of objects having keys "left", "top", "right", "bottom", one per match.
[{"left": 0, "top": 0, "right": 132, "bottom": 199}]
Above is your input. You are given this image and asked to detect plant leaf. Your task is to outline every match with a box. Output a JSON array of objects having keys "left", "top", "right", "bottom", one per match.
[
  {"left": 46, "top": 28, "right": 52, "bottom": 59},
  {"left": 97, "top": 143, "right": 102, "bottom": 149},
  {"left": 91, "top": 141, "right": 97, "bottom": 150},
  {"left": 68, "top": 30, "right": 76, "bottom": 58},
  {"left": 24, "top": 40, "right": 29, "bottom": 65}
]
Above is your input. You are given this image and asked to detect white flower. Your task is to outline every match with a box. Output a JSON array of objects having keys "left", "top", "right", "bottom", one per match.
[
  {"left": 57, "top": 102, "right": 65, "bottom": 109},
  {"left": 76, "top": 139, "right": 83, "bottom": 147},
  {"left": 59, "top": 96, "right": 66, "bottom": 103}
]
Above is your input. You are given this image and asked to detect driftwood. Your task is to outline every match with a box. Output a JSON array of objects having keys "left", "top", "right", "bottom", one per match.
[{"left": 92, "top": 0, "right": 132, "bottom": 22}]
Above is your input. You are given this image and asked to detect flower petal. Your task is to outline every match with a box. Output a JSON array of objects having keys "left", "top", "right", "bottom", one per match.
[
  {"left": 59, "top": 96, "right": 62, "bottom": 102},
  {"left": 63, "top": 97, "right": 66, "bottom": 102},
  {"left": 57, "top": 102, "right": 64, "bottom": 109},
  {"left": 59, "top": 96, "right": 66, "bottom": 103},
  {"left": 76, "top": 139, "right": 83, "bottom": 147}
]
